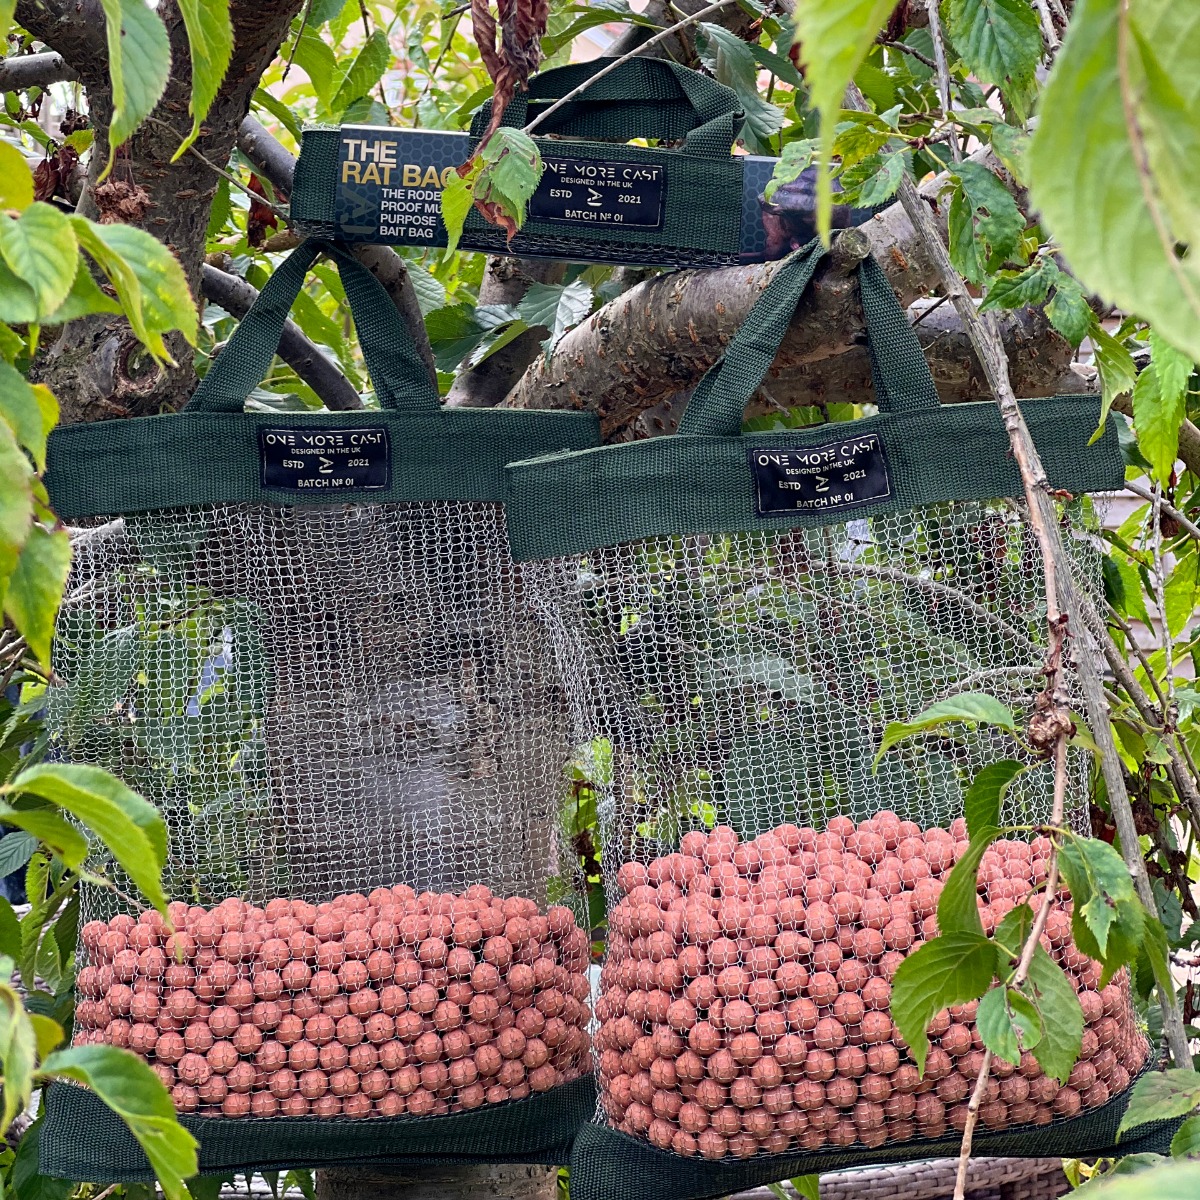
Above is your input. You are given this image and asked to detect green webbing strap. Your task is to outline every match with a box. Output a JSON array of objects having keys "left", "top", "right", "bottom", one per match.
[
  {"left": 187, "top": 239, "right": 440, "bottom": 415},
  {"left": 678, "top": 241, "right": 940, "bottom": 438},
  {"left": 470, "top": 59, "right": 742, "bottom": 158}
]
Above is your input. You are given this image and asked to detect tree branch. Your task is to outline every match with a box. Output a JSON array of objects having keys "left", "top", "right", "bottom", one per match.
[
  {"left": 0, "top": 51, "right": 77, "bottom": 91},
  {"left": 236, "top": 115, "right": 437, "bottom": 387},
  {"left": 13, "top": 0, "right": 107, "bottom": 80},
  {"left": 201, "top": 264, "right": 363, "bottom": 412}
]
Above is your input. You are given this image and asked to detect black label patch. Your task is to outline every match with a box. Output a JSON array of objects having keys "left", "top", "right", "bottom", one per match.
[
  {"left": 749, "top": 435, "right": 892, "bottom": 515},
  {"left": 259, "top": 427, "right": 390, "bottom": 492},
  {"left": 528, "top": 157, "right": 665, "bottom": 229}
]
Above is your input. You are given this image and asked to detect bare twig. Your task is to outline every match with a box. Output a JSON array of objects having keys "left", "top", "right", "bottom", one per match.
[
  {"left": 1032, "top": 0, "right": 1061, "bottom": 50},
  {"left": 1105, "top": 601, "right": 1167, "bottom": 709},
  {"left": 1150, "top": 481, "right": 1178, "bottom": 710},
  {"left": 880, "top": 39, "right": 937, "bottom": 71},
  {"left": 1125, "top": 477, "right": 1200, "bottom": 543},
  {"left": 0, "top": 51, "right": 77, "bottom": 91},
  {"left": 925, "top": 0, "right": 961, "bottom": 162},
  {"left": 200, "top": 265, "right": 363, "bottom": 411},
  {"left": 523, "top": 0, "right": 739, "bottom": 134}
]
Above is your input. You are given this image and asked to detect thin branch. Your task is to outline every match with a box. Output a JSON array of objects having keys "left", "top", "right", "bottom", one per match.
[
  {"left": 925, "top": 0, "right": 961, "bottom": 163},
  {"left": 1125, "top": 477, "right": 1200, "bottom": 543},
  {"left": 1032, "top": 0, "right": 1061, "bottom": 51},
  {"left": 880, "top": 39, "right": 937, "bottom": 71},
  {"left": 523, "top": 0, "right": 740, "bottom": 135},
  {"left": 0, "top": 51, "right": 77, "bottom": 91},
  {"left": 1105, "top": 600, "right": 1167, "bottom": 709},
  {"left": 237, "top": 115, "right": 298, "bottom": 196},
  {"left": 1150, "top": 481, "right": 1177, "bottom": 712},
  {"left": 200, "top": 265, "right": 363, "bottom": 412}
]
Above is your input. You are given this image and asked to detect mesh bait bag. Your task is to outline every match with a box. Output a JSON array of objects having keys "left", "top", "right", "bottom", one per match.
[
  {"left": 504, "top": 244, "right": 1171, "bottom": 1200},
  {"left": 39, "top": 239, "right": 599, "bottom": 1180},
  {"left": 292, "top": 59, "right": 748, "bottom": 268}
]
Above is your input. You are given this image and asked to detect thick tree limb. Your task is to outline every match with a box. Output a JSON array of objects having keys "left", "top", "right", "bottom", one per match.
[
  {"left": 0, "top": 51, "right": 77, "bottom": 91},
  {"left": 13, "top": 0, "right": 107, "bottom": 81},
  {"left": 236, "top": 115, "right": 437, "bottom": 386},
  {"left": 201, "top": 264, "right": 362, "bottom": 411}
]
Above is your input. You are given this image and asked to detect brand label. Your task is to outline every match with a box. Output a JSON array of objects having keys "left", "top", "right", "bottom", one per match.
[
  {"left": 749, "top": 435, "right": 891, "bottom": 515},
  {"left": 528, "top": 157, "right": 665, "bottom": 228},
  {"left": 259, "top": 427, "right": 390, "bottom": 491}
]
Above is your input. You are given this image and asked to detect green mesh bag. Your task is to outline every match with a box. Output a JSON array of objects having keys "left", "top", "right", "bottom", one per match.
[
  {"left": 291, "top": 58, "right": 747, "bottom": 267},
  {"left": 38, "top": 239, "right": 599, "bottom": 1180},
  {"left": 503, "top": 243, "right": 1168, "bottom": 1200}
]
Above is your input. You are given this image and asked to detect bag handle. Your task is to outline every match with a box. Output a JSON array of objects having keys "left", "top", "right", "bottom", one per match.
[
  {"left": 470, "top": 59, "right": 742, "bottom": 159},
  {"left": 187, "top": 238, "right": 440, "bottom": 415},
  {"left": 677, "top": 240, "right": 941, "bottom": 438}
]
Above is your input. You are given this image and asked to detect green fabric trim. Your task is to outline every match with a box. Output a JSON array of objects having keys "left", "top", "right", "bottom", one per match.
[
  {"left": 504, "top": 397, "right": 1125, "bottom": 562},
  {"left": 568, "top": 1078, "right": 1175, "bottom": 1200},
  {"left": 40, "top": 1073, "right": 597, "bottom": 1180},
  {"left": 45, "top": 408, "right": 599, "bottom": 519}
]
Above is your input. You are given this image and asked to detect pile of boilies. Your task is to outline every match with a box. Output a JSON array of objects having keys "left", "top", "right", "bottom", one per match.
[
  {"left": 596, "top": 814, "right": 1149, "bottom": 1160},
  {"left": 75, "top": 885, "right": 593, "bottom": 1118}
]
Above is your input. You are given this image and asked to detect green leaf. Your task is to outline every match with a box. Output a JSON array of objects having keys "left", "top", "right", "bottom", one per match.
[
  {"left": 9, "top": 764, "right": 168, "bottom": 913},
  {"left": 406, "top": 261, "right": 446, "bottom": 317},
  {"left": 0, "top": 981, "right": 36, "bottom": 1133},
  {"left": 975, "top": 983, "right": 1044, "bottom": 1066},
  {"left": 330, "top": 29, "right": 390, "bottom": 118},
  {"left": 0, "top": 419, "right": 34, "bottom": 605},
  {"left": 937, "top": 827, "right": 999, "bottom": 936},
  {"left": 0, "top": 203, "right": 78, "bottom": 317},
  {"left": 842, "top": 148, "right": 909, "bottom": 206},
  {"left": 40, "top": 1044, "right": 199, "bottom": 1200},
  {"left": 33, "top": 927, "right": 61, "bottom": 995},
  {"left": 945, "top": 0, "right": 1042, "bottom": 88},
  {"left": 891, "top": 932, "right": 999, "bottom": 1074},
  {"left": 964, "top": 759, "right": 1026, "bottom": 837},
  {"left": 791, "top": 1178, "right": 819, "bottom": 1200},
  {"left": 0, "top": 899, "right": 20, "bottom": 963},
  {"left": 174, "top": 0, "right": 233, "bottom": 158},
  {"left": 980, "top": 259, "right": 1058, "bottom": 311},
  {"left": 876, "top": 692, "right": 1016, "bottom": 762},
  {"left": 0, "top": 142, "right": 33, "bottom": 211},
  {"left": 1133, "top": 332, "right": 1194, "bottom": 482},
  {"left": 478, "top": 127, "right": 542, "bottom": 228},
  {"left": 1170, "top": 1114, "right": 1200, "bottom": 1157},
  {"left": 1024, "top": 945, "right": 1083, "bottom": 1083},
  {"left": 765, "top": 138, "right": 817, "bottom": 203},
  {"left": 0, "top": 362, "right": 52, "bottom": 472},
  {"left": 1089, "top": 314, "right": 1139, "bottom": 436},
  {"left": 695, "top": 23, "right": 785, "bottom": 151},
  {"left": 943, "top": 161, "right": 1026, "bottom": 285},
  {"left": 97, "top": 0, "right": 171, "bottom": 178},
  {"left": 41, "top": 258, "right": 123, "bottom": 328},
  {"left": 517, "top": 280, "right": 594, "bottom": 357},
  {"left": 1027, "top": 0, "right": 1200, "bottom": 362},
  {"left": 794, "top": 0, "right": 897, "bottom": 237},
  {"left": 1045, "top": 273, "right": 1092, "bottom": 346},
  {"left": 440, "top": 165, "right": 477, "bottom": 256},
  {"left": 0, "top": 838, "right": 33, "bottom": 893},
  {"left": 72, "top": 218, "right": 197, "bottom": 361},
  {"left": 1119, "top": 1069, "right": 1200, "bottom": 1137},
  {"left": 1164, "top": 549, "right": 1200, "bottom": 639},
  {"left": 4, "top": 524, "right": 70, "bottom": 667},
  {"left": 0, "top": 805, "right": 88, "bottom": 868},
  {"left": 11, "top": 1119, "right": 71, "bottom": 1200}
]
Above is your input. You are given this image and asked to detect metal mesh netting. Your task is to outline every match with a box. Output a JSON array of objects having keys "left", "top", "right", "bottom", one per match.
[
  {"left": 523, "top": 497, "right": 1150, "bottom": 1161},
  {"left": 47, "top": 499, "right": 593, "bottom": 1119}
]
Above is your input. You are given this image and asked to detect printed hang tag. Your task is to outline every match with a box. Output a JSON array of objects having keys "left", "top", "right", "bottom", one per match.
[
  {"left": 259, "top": 427, "right": 391, "bottom": 492},
  {"left": 749, "top": 434, "right": 892, "bottom": 516},
  {"left": 528, "top": 157, "right": 665, "bottom": 229}
]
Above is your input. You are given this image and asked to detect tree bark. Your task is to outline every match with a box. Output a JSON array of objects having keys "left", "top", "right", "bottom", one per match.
[
  {"left": 0, "top": 50, "right": 76, "bottom": 90},
  {"left": 20, "top": 0, "right": 308, "bottom": 422}
]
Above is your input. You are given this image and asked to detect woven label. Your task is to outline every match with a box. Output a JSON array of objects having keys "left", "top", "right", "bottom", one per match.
[
  {"left": 528, "top": 157, "right": 665, "bottom": 228},
  {"left": 749, "top": 435, "right": 891, "bottom": 515},
  {"left": 259, "top": 427, "right": 390, "bottom": 491}
]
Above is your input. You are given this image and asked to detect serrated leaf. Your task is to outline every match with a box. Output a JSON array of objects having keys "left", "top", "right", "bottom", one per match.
[
  {"left": 518, "top": 279, "right": 594, "bottom": 357},
  {"left": 0, "top": 142, "right": 33, "bottom": 211},
  {"left": 1164, "top": 548, "right": 1200, "bottom": 639},
  {"left": 843, "top": 147, "right": 909, "bottom": 206},
  {"left": 943, "top": 161, "right": 1026, "bottom": 285},
  {"left": 964, "top": 760, "right": 1026, "bottom": 837},
  {"left": 174, "top": 0, "right": 232, "bottom": 158},
  {"left": 946, "top": 0, "right": 1042, "bottom": 89},
  {"left": 1045, "top": 273, "right": 1092, "bottom": 347},
  {"left": 938, "top": 827, "right": 998, "bottom": 937},
  {"left": 405, "top": 260, "right": 446, "bottom": 317},
  {"left": 1170, "top": 1113, "right": 1200, "bottom": 1156},
  {"left": 0, "top": 981, "right": 35, "bottom": 1133},
  {"left": 478, "top": 126, "right": 542, "bottom": 233},
  {"left": 97, "top": 0, "right": 171, "bottom": 179},
  {"left": 441, "top": 166, "right": 476, "bottom": 256},
  {"left": 0, "top": 806, "right": 88, "bottom": 868},
  {"left": 876, "top": 692, "right": 1016, "bottom": 762},
  {"left": 695, "top": 23, "right": 785, "bottom": 152},
  {"left": 0, "top": 896, "right": 21, "bottom": 960},
  {"left": 1119, "top": 1068, "right": 1200, "bottom": 1137},
  {"left": 980, "top": 260, "right": 1058, "bottom": 311},
  {"left": 1024, "top": 945, "right": 1083, "bottom": 1082},
  {"left": 41, "top": 1044, "right": 198, "bottom": 1200},
  {"left": 794, "top": 0, "right": 897, "bottom": 237},
  {"left": 0, "top": 203, "right": 77, "bottom": 317},
  {"left": 10, "top": 764, "right": 168, "bottom": 913},
  {"left": 976, "top": 984, "right": 1039, "bottom": 1066},
  {"left": 891, "top": 932, "right": 998, "bottom": 1074},
  {"left": 0, "top": 361, "right": 51, "bottom": 472},
  {"left": 0, "top": 418, "right": 34, "bottom": 608},
  {"left": 40, "top": 258, "right": 122, "bottom": 329},
  {"left": 1089, "top": 315, "right": 1138, "bottom": 437},
  {"left": 4, "top": 524, "right": 70, "bottom": 666},
  {"left": 1027, "top": 0, "right": 1200, "bottom": 362},
  {"left": 330, "top": 29, "right": 390, "bottom": 118},
  {"left": 1133, "top": 332, "right": 1193, "bottom": 482},
  {"left": 33, "top": 927, "right": 60, "bottom": 995}
]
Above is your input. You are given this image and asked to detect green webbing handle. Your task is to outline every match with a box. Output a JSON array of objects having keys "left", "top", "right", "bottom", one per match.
[
  {"left": 186, "top": 238, "right": 440, "bottom": 415},
  {"left": 469, "top": 59, "right": 742, "bottom": 159},
  {"left": 677, "top": 240, "right": 941, "bottom": 438}
]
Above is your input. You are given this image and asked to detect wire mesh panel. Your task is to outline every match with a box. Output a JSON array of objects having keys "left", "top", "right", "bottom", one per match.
[
  {"left": 503, "top": 244, "right": 1144, "bottom": 1198},
  {"left": 38, "top": 240, "right": 601, "bottom": 1176}
]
